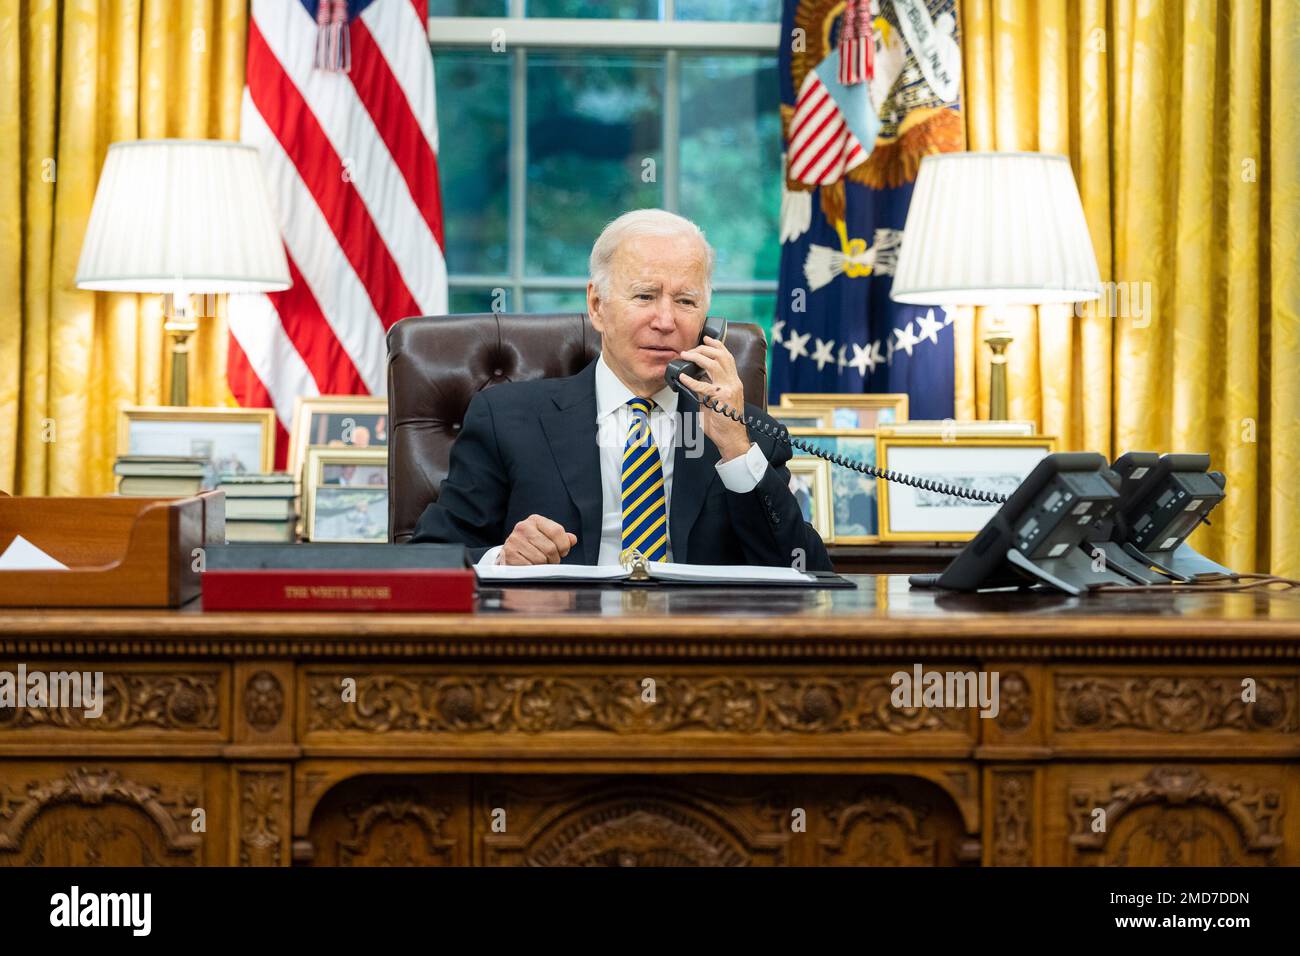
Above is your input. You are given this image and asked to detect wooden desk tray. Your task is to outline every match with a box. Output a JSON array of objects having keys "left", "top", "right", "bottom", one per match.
[{"left": 0, "top": 490, "right": 225, "bottom": 607}]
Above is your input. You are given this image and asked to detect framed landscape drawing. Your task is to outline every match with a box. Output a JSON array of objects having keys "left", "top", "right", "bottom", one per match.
[
  {"left": 876, "top": 435, "right": 1056, "bottom": 542},
  {"left": 117, "top": 406, "right": 276, "bottom": 477},
  {"left": 788, "top": 428, "right": 879, "bottom": 544}
]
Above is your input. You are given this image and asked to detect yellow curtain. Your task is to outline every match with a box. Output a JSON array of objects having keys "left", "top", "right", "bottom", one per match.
[
  {"left": 957, "top": 0, "right": 1299, "bottom": 577},
  {"left": 0, "top": 0, "right": 247, "bottom": 498}
]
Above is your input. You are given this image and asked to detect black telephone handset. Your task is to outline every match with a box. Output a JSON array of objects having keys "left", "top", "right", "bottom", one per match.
[
  {"left": 674, "top": 315, "right": 1005, "bottom": 505},
  {"left": 666, "top": 315, "right": 728, "bottom": 398}
]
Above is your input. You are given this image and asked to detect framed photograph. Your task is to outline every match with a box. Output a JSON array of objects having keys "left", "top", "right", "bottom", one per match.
[
  {"left": 779, "top": 392, "right": 909, "bottom": 429},
  {"left": 877, "top": 436, "right": 1057, "bottom": 542},
  {"left": 772, "top": 406, "right": 838, "bottom": 431},
  {"left": 304, "top": 447, "right": 389, "bottom": 543},
  {"left": 879, "top": 420, "right": 1038, "bottom": 438},
  {"left": 786, "top": 457, "right": 833, "bottom": 541},
  {"left": 788, "top": 428, "right": 879, "bottom": 544},
  {"left": 117, "top": 406, "right": 276, "bottom": 476},
  {"left": 289, "top": 395, "right": 389, "bottom": 485}
]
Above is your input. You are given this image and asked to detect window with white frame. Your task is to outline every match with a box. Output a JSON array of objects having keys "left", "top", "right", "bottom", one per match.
[{"left": 429, "top": 0, "right": 782, "bottom": 336}]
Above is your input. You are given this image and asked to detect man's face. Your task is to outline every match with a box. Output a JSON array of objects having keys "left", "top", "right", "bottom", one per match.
[{"left": 587, "top": 234, "right": 708, "bottom": 396}]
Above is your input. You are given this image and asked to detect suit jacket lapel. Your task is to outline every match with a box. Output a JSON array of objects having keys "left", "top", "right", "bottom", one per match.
[
  {"left": 540, "top": 360, "right": 603, "bottom": 564},
  {"left": 670, "top": 393, "right": 719, "bottom": 562}
]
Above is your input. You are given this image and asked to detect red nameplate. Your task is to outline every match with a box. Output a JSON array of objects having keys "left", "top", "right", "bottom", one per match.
[{"left": 201, "top": 569, "right": 476, "bottom": 612}]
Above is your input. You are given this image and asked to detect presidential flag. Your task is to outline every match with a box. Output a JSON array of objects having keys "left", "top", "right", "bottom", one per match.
[
  {"left": 227, "top": 0, "right": 447, "bottom": 467},
  {"left": 772, "top": 0, "right": 963, "bottom": 420}
]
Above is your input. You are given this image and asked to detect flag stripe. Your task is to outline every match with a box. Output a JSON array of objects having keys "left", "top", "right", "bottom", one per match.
[
  {"left": 251, "top": 3, "right": 436, "bottom": 323},
  {"left": 241, "top": 91, "right": 389, "bottom": 394},
  {"left": 270, "top": 253, "right": 369, "bottom": 395},
  {"left": 226, "top": 334, "right": 292, "bottom": 470},
  {"left": 348, "top": 17, "right": 446, "bottom": 256},
  {"left": 247, "top": 17, "right": 421, "bottom": 329}
]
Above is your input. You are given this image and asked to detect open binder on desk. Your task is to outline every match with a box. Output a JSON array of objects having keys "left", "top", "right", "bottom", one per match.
[
  {"left": 0, "top": 490, "right": 225, "bottom": 607},
  {"left": 476, "top": 558, "right": 855, "bottom": 589}
]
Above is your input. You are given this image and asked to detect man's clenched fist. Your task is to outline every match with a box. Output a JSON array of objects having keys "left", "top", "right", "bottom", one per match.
[{"left": 499, "top": 514, "right": 577, "bottom": 565}]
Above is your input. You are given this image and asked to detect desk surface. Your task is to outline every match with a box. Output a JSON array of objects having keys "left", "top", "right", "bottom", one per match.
[{"left": 3, "top": 575, "right": 1299, "bottom": 659}]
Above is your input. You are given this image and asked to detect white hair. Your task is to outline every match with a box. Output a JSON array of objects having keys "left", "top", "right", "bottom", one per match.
[{"left": 588, "top": 208, "right": 715, "bottom": 307}]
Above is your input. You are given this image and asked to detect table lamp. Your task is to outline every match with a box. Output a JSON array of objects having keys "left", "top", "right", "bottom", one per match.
[
  {"left": 75, "top": 139, "right": 291, "bottom": 406},
  {"left": 889, "top": 152, "right": 1101, "bottom": 419}
]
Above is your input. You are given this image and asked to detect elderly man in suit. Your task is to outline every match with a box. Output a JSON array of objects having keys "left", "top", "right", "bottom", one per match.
[{"left": 410, "top": 208, "right": 832, "bottom": 571}]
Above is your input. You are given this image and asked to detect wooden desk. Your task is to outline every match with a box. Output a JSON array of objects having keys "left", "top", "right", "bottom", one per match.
[{"left": 2, "top": 575, "right": 1298, "bottom": 867}]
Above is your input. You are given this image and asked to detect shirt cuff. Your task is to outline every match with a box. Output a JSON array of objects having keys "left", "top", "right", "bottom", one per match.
[
  {"left": 476, "top": 545, "right": 505, "bottom": 568},
  {"left": 714, "top": 441, "right": 767, "bottom": 493}
]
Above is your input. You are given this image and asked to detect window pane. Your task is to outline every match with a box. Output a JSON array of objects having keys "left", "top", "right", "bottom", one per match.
[
  {"left": 429, "top": 0, "right": 507, "bottom": 15},
  {"left": 449, "top": 287, "right": 512, "bottom": 314},
  {"left": 523, "top": 289, "right": 588, "bottom": 313},
  {"left": 433, "top": 50, "right": 510, "bottom": 276},
  {"left": 525, "top": 51, "right": 665, "bottom": 277},
  {"left": 675, "top": 0, "right": 780, "bottom": 20},
  {"left": 679, "top": 54, "right": 781, "bottom": 282},
  {"left": 527, "top": 0, "right": 659, "bottom": 18}
]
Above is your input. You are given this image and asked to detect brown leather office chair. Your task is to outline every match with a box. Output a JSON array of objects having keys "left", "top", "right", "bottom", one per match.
[{"left": 386, "top": 312, "right": 769, "bottom": 543}]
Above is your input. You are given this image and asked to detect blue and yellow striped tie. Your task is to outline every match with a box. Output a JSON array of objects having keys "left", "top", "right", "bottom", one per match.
[{"left": 620, "top": 397, "right": 669, "bottom": 562}]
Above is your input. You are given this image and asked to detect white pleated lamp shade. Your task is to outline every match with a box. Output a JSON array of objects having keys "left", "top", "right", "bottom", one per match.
[
  {"left": 890, "top": 152, "right": 1101, "bottom": 306},
  {"left": 76, "top": 139, "right": 290, "bottom": 294}
]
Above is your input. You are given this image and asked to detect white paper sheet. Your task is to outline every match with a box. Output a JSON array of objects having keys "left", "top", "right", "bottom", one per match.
[
  {"left": 0, "top": 534, "right": 69, "bottom": 571},
  {"left": 474, "top": 563, "right": 629, "bottom": 582},
  {"left": 644, "top": 562, "right": 815, "bottom": 584}
]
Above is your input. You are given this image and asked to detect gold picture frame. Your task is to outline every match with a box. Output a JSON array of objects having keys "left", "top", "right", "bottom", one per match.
[
  {"left": 876, "top": 435, "right": 1058, "bottom": 542},
  {"left": 772, "top": 405, "right": 839, "bottom": 430},
  {"left": 878, "top": 420, "right": 1038, "bottom": 438},
  {"left": 303, "top": 447, "right": 390, "bottom": 543},
  {"left": 788, "top": 428, "right": 880, "bottom": 544},
  {"left": 779, "top": 392, "right": 910, "bottom": 429},
  {"left": 117, "top": 405, "right": 277, "bottom": 476},
  {"left": 288, "top": 395, "right": 389, "bottom": 486},
  {"left": 786, "top": 457, "right": 833, "bottom": 541}
]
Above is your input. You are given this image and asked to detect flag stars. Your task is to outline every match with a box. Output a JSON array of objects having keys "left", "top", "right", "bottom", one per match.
[
  {"left": 893, "top": 321, "right": 920, "bottom": 358},
  {"left": 811, "top": 337, "right": 836, "bottom": 371},
  {"left": 770, "top": 319, "right": 785, "bottom": 345},
  {"left": 782, "top": 329, "right": 811, "bottom": 362},
  {"left": 917, "top": 308, "right": 944, "bottom": 345}
]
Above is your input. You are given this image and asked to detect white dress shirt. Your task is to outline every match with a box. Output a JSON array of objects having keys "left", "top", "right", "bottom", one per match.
[{"left": 478, "top": 353, "right": 767, "bottom": 566}]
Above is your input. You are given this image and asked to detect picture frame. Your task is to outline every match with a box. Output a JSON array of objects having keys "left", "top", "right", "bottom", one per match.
[
  {"left": 117, "top": 406, "right": 277, "bottom": 477},
  {"left": 303, "top": 447, "right": 390, "bottom": 543},
  {"left": 878, "top": 420, "right": 1038, "bottom": 438},
  {"left": 788, "top": 428, "right": 879, "bottom": 544},
  {"left": 876, "top": 435, "right": 1057, "bottom": 542},
  {"left": 779, "top": 392, "right": 909, "bottom": 429},
  {"left": 771, "top": 406, "right": 838, "bottom": 431},
  {"left": 288, "top": 395, "right": 390, "bottom": 486},
  {"left": 786, "top": 457, "right": 833, "bottom": 541}
]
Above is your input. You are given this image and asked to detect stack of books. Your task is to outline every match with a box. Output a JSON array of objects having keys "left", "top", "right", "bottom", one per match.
[
  {"left": 114, "top": 455, "right": 209, "bottom": 496},
  {"left": 218, "top": 473, "right": 298, "bottom": 543}
]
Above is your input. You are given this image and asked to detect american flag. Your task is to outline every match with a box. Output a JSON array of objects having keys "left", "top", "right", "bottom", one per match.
[{"left": 227, "top": 0, "right": 447, "bottom": 469}]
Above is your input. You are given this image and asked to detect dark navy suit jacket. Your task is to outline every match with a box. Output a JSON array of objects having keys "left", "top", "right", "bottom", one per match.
[{"left": 409, "top": 359, "right": 833, "bottom": 571}]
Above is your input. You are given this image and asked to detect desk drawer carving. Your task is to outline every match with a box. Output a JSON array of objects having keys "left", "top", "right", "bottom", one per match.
[
  {"left": 0, "top": 764, "right": 211, "bottom": 866},
  {"left": 305, "top": 668, "right": 970, "bottom": 737},
  {"left": 0, "top": 665, "right": 225, "bottom": 736},
  {"left": 1054, "top": 674, "right": 1298, "bottom": 735}
]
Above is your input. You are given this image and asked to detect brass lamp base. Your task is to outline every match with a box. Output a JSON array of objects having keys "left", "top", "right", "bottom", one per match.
[
  {"left": 984, "top": 324, "right": 1014, "bottom": 421},
  {"left": 163, "top": 293, "right": 209, "bottom": 406}
]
